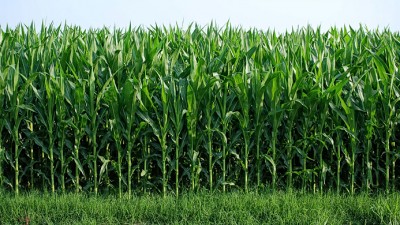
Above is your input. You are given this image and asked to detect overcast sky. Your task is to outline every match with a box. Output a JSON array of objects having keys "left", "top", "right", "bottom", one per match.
[{"left": 1, "top": 0, "right": 399, "bottom": 32}]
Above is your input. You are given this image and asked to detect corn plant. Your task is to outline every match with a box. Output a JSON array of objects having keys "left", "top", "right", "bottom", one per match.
[
  {"left": 265, "top": 71, "right": 284, "bottom": 191},
  {"left": 214, "top": 74, "right": 234, "bottom": 192},
  {"left": 186, "top": 55, "right": 205, "bottom": 191},
  {"left": 330, "top": 76, "right": 358, "bottom": 194},
  {"left": 200, "top": 74, "right": 217, "bottom": 191},
  {"left": 372, "top": 42, "right": 400, "bottom": 192},
  {"left": 0, "top": 67, "right": 6, "bottom": 189},
  {"left": 231, "top": 71, "right": 251, "bottom": 192},
  {"left": 66, "top": 76, "right": 87, "bottom": 193},
  {"left": 281, "top": 69, "right": 306, "bottom": 191},
  {"left": 121, "top": 78, "right": 142, "bottom": 199},
  {"left": 33, "top": 67, "right": 57, "bottom": 193},
  {"left": 168, "top": 73, "right": 187, "bottom": 196},
  {"left": 54, "top": 71, "right": 68, "bottom": 193},
  {"left": 4, "top": 62, "right": 37, "bottom": 195},
  {"left": 0, "top": 24, "right": 399, "bottom": 195},
  {"left": 138, "top": 68, "right": 171, "bottom": 197}
]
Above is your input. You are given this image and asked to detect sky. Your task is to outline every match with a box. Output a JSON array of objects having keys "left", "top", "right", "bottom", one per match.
[{"left": 1, "top": 0, "right": 399, "bottom": 32}]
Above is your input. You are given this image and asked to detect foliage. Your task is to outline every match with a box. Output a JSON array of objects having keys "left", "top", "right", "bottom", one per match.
[{"left": 0, "top": 24, "right": 399, "bottom": 195}]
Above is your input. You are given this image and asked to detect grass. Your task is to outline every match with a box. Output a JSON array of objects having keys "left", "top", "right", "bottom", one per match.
[
  {"left": 0, "top": 190, "right": 399, "bottom": 224},
  {"left": 1, "top": 23, "right": 400, "bottom": 224}
]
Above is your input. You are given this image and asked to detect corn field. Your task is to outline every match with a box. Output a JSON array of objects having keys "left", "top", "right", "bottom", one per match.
[{"left": 0, "top": 24, "right": 399, "bottom": 197}]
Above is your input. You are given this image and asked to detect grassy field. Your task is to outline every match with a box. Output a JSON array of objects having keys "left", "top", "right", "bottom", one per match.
[
  {"left": 0, "top": 190, "right": 399, "bottom": 224},
  {"left": 1, "top": 23, "right": 400, "bottom": 224}
]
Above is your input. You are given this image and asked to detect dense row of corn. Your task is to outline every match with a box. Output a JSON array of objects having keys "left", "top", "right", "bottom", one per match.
[{"left": 0, "top": 24, "right": 399, "bottom": 197}]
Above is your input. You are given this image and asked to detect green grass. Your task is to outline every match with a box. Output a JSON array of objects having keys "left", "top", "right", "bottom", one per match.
[
  {"left": 0, "top": 191, "right": 399, "bottom": 224},
  {"left": 1, "top": 24, "right": 400, "bottom": 225}
]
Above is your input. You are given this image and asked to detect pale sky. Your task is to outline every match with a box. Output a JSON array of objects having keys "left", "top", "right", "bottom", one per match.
[{"left": 1, "top": 0, "right": 399, "bottom": 32}]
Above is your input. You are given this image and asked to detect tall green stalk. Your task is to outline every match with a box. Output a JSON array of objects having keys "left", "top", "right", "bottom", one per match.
[
  {"left": 122, "top": 78, "right": 140, "bottom": 199},
  {"left": 5, "top": 60, "right": 37, "bottom": 195},
  {"left": 55, "top": 73, "right": 67, "bottom": 193},
  {"left": 45, "top": 68, "right": 56, "bottom": 193},
  {"left": 168, "top": 75, "right": 186, "bottom": 196},
  {"left": 68, "top": 78, "right": 87, "bottom": 193},
  {"left": 232, "top": 72, "right": 251, "bottom": 192},
  {"left": 266, "top": 73, "right": 283, "bottom": 191},
  {"left": 215, "top": 78, "right": 231, "bottom": 192},
  {"left": 250, "top": 70, "right": 269, "bottom": 190},
  {"left": 186, "top": 55, "right": 205, "bottom": 192},
  {"left": 138, "top": 72, "right": 170, "bottom": 197},
  {"left": 0, "top": 68, "right": 5, "bottom": 190}
]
